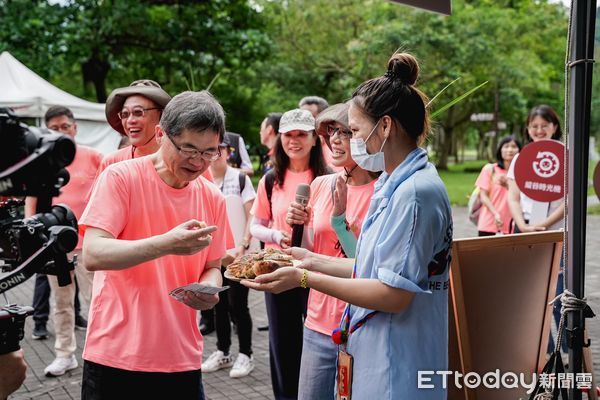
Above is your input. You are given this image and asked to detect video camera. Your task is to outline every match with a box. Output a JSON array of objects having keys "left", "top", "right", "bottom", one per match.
[{"left": 0, "top": 108, "right": 77, "bottom": 354}]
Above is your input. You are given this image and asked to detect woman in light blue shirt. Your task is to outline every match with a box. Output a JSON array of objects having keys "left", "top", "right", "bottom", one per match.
[{"left": 244, "top": 52, "right": 452, "bottom": 399}]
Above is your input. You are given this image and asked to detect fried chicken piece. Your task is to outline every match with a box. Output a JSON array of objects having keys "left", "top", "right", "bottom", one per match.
[
  {"left": 252, "top": 260, "right": 279, "bottom": 276},
  {"left": 242, "top": 263, "right": 256, "bottom": 279},
  {"left": 226, "top": 263, "right": 246, "bottom": 278},
  {"left": 262, "top": 252, "right": 292, "bottom": 266}
]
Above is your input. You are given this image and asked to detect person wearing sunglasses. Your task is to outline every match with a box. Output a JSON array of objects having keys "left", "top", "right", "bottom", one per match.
[
  {"left": 97, "top": 80, "right": 213, "bottom": 181},
  {"left": 101, "top": 80, "right": 170, "bottom": 168},
  {"left": 79, "top": 91, "right": 233, "bottom": 400}
]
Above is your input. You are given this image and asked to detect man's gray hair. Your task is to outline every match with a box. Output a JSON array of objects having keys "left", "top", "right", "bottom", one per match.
[
  {"left": 298, "top": 96, "right": 329, "bottom": 113},
  {"left": 160, "top": 90, "right": 225, "bottom": 140}
]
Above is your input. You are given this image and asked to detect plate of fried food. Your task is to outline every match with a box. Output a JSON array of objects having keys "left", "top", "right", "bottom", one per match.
[{"left": 224, "top": 248, "right": 300, "bottom": 282}]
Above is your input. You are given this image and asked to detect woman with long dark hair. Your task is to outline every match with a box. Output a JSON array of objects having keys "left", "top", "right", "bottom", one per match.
[
  {"left": 475, "top": 135, "right": 522, "bottom": 236},
  {"left": 249, "top": 108, "right": 328, "bottom": 400}
]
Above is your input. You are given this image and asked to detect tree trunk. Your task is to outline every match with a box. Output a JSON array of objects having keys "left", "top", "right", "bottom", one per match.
[
  {"left": 82, "top": 50, "right": 110, "bottom": 103},
  {"left": 477, "top": 129, "right": 486, "bottom": 159},
  {"left": 437, "top": 126, "right": 453, "bottom": 170},
  {"left": 452, "top": 132, "right": 459, "bottom": 164},
  {"left": 490, "top": 84, "right": 500, "bottom": 160},
  {"left": 436, "top": 108, "right": 456, "bottom": 170}
]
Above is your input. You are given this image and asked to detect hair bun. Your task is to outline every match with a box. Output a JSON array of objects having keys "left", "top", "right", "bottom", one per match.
[{"left": 386, "top": 53, "right": 420, "bottom": 85}]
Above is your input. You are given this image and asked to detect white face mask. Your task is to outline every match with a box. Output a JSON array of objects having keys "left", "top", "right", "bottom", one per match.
[{"left": 350, "top": 119, "right": 387, "bottom": 172}]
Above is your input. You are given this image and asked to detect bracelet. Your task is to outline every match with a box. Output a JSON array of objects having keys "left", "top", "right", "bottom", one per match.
[{"left": 300, "top": 269, "right": 309, "bottom": 289}]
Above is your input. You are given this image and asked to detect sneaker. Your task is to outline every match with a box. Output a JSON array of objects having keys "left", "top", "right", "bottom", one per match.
[
  {"left": 201, "top": 350, "right": 233, "bottom": 373},
  {"left": 44, "top": 355, "right": 78, "bottom": 377},
  {"left": 31, "top": 323, "right": 48, "bottom": 340},
  {"left": 75, "top": 315, "right": 88, "bottom": 330},
  {"left": 230, "top": 353, "right": 254, "bottom": 378}
]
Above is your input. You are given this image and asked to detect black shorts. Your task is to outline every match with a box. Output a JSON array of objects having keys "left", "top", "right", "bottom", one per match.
[{"left": 82, "top": 360, "right": 204, "bottom": 400}]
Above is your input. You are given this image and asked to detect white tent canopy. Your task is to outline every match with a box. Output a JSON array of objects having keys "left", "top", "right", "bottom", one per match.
[{"left": 0, "top": 51, "right": 120, "bottom": 154}]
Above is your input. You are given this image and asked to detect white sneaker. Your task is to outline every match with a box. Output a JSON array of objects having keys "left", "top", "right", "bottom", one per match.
[
  {"left": 202, "top": 350, "right": 233, "bottom": 373},
  {"left": 44, "top": 355, "right": 78, "bottom": 377},
  {"left": 229, "top": 353, "right": 254, "bottom": 378}
]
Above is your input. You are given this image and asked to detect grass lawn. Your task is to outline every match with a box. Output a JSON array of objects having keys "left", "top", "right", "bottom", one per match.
[
  {"left": 588, "top": 204, "right": 600, "bottom": 215},
  {"left": 438, "top": 160, "right": 488, "bottom": 207},
  {"left": 248, "top": 159, "right": 488, "bottom": 207},
  {"left": 247, "top": 158, "right": 600, "bottom": 208}
]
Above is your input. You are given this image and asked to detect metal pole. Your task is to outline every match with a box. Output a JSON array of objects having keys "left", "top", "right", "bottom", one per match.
[{"left": 567, "top": 1, "right": 596, "bottom": 399}]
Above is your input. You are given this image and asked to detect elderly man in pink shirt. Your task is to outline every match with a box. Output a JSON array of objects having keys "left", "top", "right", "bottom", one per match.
[{"left": 80, "top": 90, "right": 233, "bottom": 400}]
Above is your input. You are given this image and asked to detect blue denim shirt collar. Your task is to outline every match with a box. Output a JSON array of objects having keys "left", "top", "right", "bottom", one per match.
[
  {"left": 373, "top": 147, "right": 428, "bottom": 200},
  {"left": 363, "top": 147, "right": 428, "bottom": 230}
]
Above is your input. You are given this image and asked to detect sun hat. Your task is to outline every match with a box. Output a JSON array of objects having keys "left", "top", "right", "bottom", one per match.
[
  {"left": 315, "top": 103, "right": 350, "bottom": 149},
  {"left": 105, "top": 79, "right": 171, "bottom": 135}
]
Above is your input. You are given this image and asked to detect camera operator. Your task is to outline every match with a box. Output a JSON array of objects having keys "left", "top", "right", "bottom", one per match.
[
  {"left": 26, "top": 106, "right": 102, "bottom": 377},
  {"left": 0, "top": 107, "right": 78, "bottom": 398},
  {"left": 0, "top": 350, "right": 27, "bottom": 399}
]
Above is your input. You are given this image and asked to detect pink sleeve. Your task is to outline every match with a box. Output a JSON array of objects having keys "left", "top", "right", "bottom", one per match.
[
  {"left": 251, "top": 177, "right": 270, "bottom": 221},
  {"left": 79, "top": 167, "right": 129, "bottom": 239},
  {"left": 475, "top": 164, "right": 493, "bottom": 192},
  {"left": 97, "top": 156, "right": 110, "bottom": 177},
  {"left": 85, "top": 152, "right": 110, "bottom": 204},
  {"left": 92, "top": 151, "right": 102, "bottom": 170},
  {"left": 206, "top": 193, "right": 233, "bottom": 262},
  {"left": 308, "top": 176, "right": 328, "bottom": 229}
]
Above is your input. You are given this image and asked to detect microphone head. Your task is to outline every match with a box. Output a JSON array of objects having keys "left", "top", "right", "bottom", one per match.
[{"left": 295, "top": 183, "right": 311, "bottom": 206}]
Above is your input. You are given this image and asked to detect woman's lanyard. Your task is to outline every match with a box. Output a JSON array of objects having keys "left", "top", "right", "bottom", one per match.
[{"left": 331, "top": 260, "right": 378, "bottom": 347}]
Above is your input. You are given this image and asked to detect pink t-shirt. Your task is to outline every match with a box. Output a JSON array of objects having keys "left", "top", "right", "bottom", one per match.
[
  {"left": 304, "top": 174, "right": 375, "bottom": 335},
  {"left": 97, "top": 146, "right": 131, "bottom": 175},
  {"left": 475, "top": 163, "right": 511, "bottom": 234},
  {"left": 53, "top": 145, "right": 102, "bottom": 249},
  {"left": 251, "top": 169, "right": 315, "bottom": 249},
  {"left": 79, "top": 156, "right": 232, "bottom": 372},
  {"left": 98, "top": 146, "right": 213, "bottom": 181}
]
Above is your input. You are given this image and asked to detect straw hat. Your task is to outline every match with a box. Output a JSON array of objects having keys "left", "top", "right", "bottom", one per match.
[{"left": 105, "top": 79, "right": 171, "bottom": 135}]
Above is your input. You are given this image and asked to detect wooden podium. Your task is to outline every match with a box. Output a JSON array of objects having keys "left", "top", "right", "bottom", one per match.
[{"left": 449, "top": 231, "right": 563, "bottom": 400}]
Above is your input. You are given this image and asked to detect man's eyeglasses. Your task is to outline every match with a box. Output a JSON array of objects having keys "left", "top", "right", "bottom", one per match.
[
  {"left": 48, "top": 123, "right": 73, "bottom": 131},
  {"left": 117, "top": 107, "right": 161, "bottom": 120},
  {"left": 165, "top": 134, "right": 221, "bottom": 161},
  {"left": 326, "top": 125, "right": 353, "bottom": 140}
]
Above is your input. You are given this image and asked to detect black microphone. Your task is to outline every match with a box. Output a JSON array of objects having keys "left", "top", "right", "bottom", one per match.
[{"left": 291, "top": 184, "right": 311, "bottom": 247}]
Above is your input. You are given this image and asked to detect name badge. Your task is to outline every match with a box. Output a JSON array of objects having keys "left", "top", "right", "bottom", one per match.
[{"left": 337, "top": 350, "right": 353, "bottom": 400}]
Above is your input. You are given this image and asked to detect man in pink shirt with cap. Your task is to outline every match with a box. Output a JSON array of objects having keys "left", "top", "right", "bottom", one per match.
[{"left": 98, "top": 79, "right": 212, "bottom": 181}]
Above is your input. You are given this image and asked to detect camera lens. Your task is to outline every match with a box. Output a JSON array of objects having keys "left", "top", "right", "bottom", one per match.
[{"left": 29, "top": 205, "right": 78, "bottom": 232}]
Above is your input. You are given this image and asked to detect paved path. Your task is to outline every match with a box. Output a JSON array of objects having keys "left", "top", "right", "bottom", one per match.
[{"left": 5, "top": 207, "right": 600, "bottom": 399}]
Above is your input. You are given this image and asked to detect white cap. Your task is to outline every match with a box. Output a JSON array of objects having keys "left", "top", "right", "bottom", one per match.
[{"left": 279, "top": 109, "right": 316, "bottom": 133}]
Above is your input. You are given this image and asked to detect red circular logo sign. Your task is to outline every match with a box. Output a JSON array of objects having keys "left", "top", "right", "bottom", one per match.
[{"left": 514, "top": 139, "right": 564, "bottom": 202}]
